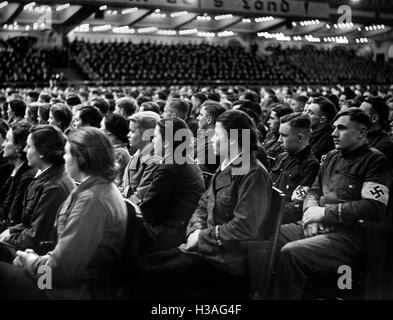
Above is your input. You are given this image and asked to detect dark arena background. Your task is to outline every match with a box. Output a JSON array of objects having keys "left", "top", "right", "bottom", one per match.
[{"left": 0, "top": 0, "right": 393, "bottom": 309}]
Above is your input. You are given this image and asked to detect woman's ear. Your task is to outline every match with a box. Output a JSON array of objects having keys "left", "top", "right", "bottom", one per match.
[{"left": 320, "top": 116, "right": 326, "bottom": 124}]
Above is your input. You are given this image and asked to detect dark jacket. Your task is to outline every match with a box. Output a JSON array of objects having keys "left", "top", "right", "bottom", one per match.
[
  {"left": 0, "top": 151, "right": 13, "bottom": 191},
  {"left": 271, "top": 146, "right": 319, "bottom": 223},
  {"left": 310, "top": 124, "right": 335, "bottom": 162},
  {"left": 0, "top": 161, "right": 36, "bottom": 230},
  {"left": 183, "top": 155, "right": 272, "bottom": 276},
  {"left": 6, "top": 165, "right": 74, "bottom": 252},
  {"left": 304, "top": 143, "right": 392, "bottom": 247},
  {"left": 140, "top": 162, "right": 205, "bottom": 250},
  {"left": 263, "top": 131, "right": 284, "bottom": 162},
  {"left": 23, "top": 176, "right": 127, "bottom": 299},
  {"left": 367, "top": 129, "right": 393, "bottom": 167}
]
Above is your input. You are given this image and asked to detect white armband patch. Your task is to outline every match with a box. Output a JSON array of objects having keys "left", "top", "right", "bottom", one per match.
[
  {"left": 291, "top": 185, "right": 310, "bottom": 201},
  {"left": 361, "top": 182, "right": 389, "bottom": 206}
]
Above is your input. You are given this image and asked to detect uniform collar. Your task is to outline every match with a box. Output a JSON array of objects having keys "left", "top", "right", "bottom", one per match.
[
  {"left": 288, "top": 145, "right": 312, "bottom": 160},
  {"left": 368, "top": 128, "right": 387, "bottom": 138},
  {"left": 341, "top": 143, "right": 369, "bottom": 160}
]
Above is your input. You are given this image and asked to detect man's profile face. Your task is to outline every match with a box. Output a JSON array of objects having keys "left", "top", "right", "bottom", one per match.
[{"left": 331, "top": 115, "right": 363, "bottom": 152}]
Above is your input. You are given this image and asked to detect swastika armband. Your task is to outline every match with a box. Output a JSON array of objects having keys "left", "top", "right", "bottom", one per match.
[
  {"left": 361, "top": 182, "right": 389, "bottom": 206},
  {"left": 291, "top": 185, "right": 310, "bottom": 201}
]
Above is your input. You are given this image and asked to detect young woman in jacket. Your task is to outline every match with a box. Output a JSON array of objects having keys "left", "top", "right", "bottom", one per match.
[
  {"left": 0, "top": 127, "right": 128, "bottom": 299},
  {"left": 0, "top": 125, "right": 74, "bottom": 262}
]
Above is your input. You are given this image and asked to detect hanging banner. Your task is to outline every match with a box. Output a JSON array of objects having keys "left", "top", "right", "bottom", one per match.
[{"left": 202, "top": 0, "right": 330, "bottom": 19}]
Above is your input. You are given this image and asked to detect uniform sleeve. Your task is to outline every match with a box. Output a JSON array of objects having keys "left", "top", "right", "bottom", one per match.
[
  {"left": 197, "top": 169, "right": 271, "bottom": 254},
  {"left": 132, "top": 162, "right": 159, "bottom": 203},
  {"left": 303, "top": 166, "right": 324, "bottom": 211},
  {"left": 26, "top": 192, "right": 109, "bottom": 287},
  {"left": 324, "top": 154, "right": 392, "bottom": 225}
]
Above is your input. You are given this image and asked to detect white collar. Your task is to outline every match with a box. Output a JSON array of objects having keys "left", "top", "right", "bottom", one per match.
[
  {"left": 11, "top": 161, "right": 25, "bottom": 177},
  {"left": 34, "top": 165, "right": 53, "bottom": 178}
]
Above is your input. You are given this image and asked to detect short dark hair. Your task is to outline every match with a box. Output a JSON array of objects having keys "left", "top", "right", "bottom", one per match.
[
  {"left": 157, "top": 117, "right": 193, "bottom": 159},
  {"left": 193, "top": 93, "right": 207, "bottom": 104},
  {"left": 140, "top": 101, "right": 160, "bottom": 115},
  {"left": 9, "top": 99, "right": 27, "bottom": 118},
  {"left": 364, "top": 96, "right": 389, "bottom": 130},
  {"left": 90, "top": 97, "right": 110, "bottom": 116},
  {"left": 27, "top": 91, "right": 39, "bottom": 102},
  {"left": 312, "top": 96, "right": 337, "bottom": 123},
  {"left": 280, "top": 112, "right": 311, "bottom": 133},
  {"left": 67, "top": 127, "right": 116, "bottom": 181},
  {"left": 207, "top": 92, "right": 220, "bottom": 102},
  {"left": 38, "top": 104, "right": 51, "bottom": 123},
  {"left": 167, "top": 99, "right": 189, "bottom": 120},
  {"left": 334, "top": 108, "right": 370, "bottom": 129},
  {"left": 292, "top": 95, "right": 308, "bottom": 105},
  {"left": 104, "top": 113, "right": 129, "bottom": 144},
  {"left": 201, "top": 101, "right": 226, "bottom": 124},
  {"left": 243, "top": 90, "right": 259, "bottom": 103},
  {"left": 26, "top": 103, "right": 39, "bottom": 124},
  {"left": 38, "top": 93, "right": 51, "bottom": 104},
  {"left": 216, "top": 110, "right": 260, "bottom": 151},
  {"left": 11, "top": 120, "right": 32, "bottom": 160},
  {"left": 0, "top": 118, "right": 9, "bottom": 139},
  {"left": 50, "top": 103, "right": 73, "bottom": 132},
  {"left": 79, "top": 106, "right": 103, "bottom": 128},
  {"left": 136, "top": 96, "right": 152, "bottom": 107},
  {"left": 66, "top": 93, "right": 82, "bottom": 107},
  {"left": 30, "top": 125, "right": 66, "bottom": 165},
  {"left": 271, "top": 103, "right": 293, "bottom": 118},
  {"left": 116, "top": 97, "right": 137, "bottom": 117}
]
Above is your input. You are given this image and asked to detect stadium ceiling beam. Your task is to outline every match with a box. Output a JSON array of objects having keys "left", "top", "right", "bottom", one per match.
[
  {"left": 127, "top": 9, "right": 154, "bottom": 27},
  {"left": 173, "top": 14, "right": 198, "bottom": 30},
  {"left": 0, "top": 3, "right": 23, "bottom": 27},
  {"left": 215, "top": 17, "right": 243, "bottom": 32},
  {"left": 53, "top": 5, "right": 100, "bottom": 35}
]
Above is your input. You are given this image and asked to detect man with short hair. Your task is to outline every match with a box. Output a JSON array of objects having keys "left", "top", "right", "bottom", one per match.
[
  {"left": 73, "top": 105, "right": 102, "bottom": 128},
  {"left": 272, "top": 108, "right": 392, "bottom": 299},
  {"left": 191, "top": 93, "right": 207, "bottom": 118},
  {"left": 290, "top": 95, "right": 308, "bottom": 113},
  {"left": 304, "top": 96, "right": 337, "bottom": 162},
  {"left": 115, "top": 97, "right": 137, "bottom": 118},
  {"left": 162, "top": 99, "right": 189, "bottom": 120},
  {"left": 360, "top": 96, "right": 393, "bottom": 166},
  {"left": 264, "top": 103, "right": 293, "bottom": 163},
  {"left": 271, "top": 113, "right": 319, "bottom": 224},
  {"left": 195, "top": 101, "right": 226, "bottom": 175}
]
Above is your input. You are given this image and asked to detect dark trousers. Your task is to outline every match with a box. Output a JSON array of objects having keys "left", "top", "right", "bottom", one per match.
[
  {"left": 271, "top": 222, "right": 364, "bottom": 300},
  {"left": 0, "top": 262, "right": 48, "bottom": 300},
  {"left": 132, "top": 247, "right": 248, "bottom": 300}
]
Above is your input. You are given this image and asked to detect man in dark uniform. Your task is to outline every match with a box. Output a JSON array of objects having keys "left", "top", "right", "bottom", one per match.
[
  {"left": 272, "top": 108, "right": 392, "bottom": 299},
  {"left": 305, "top": 96, "right": 337, "bottom": 162},
  {"left": 359, "top": 96, "right": 393, "bottom": 166},
  {"left": 264, "top": 103, "right": 293, "bottom": 164},
  {"left": 271, "top": 113, "right": 319, "bottom": 224}
]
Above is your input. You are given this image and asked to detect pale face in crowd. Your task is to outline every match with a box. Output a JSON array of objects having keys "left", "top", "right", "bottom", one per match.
[
  {"left": 128, "top": 120, "right": 143, "bottom": 149},
  {"left": 64, "top": 142, "right": 80, "bottom": 181},
  {"left": 268, "top": 111, "right": 280, "bottom": 133},
  {"left": 48, "top": 110, "right": 60, "bottom": 128},
  {"left": 2, "top": 129, "right": 17, "bottom": 159},
  {"left": 304, "top": 103, "right": 323, "bottom": 130},
  {"left": 24, "top": 134, "right": 44, "bottom": 169},
  {"left": 278, "top": 122, "right": 302, "bottom": 155},
  {"left": 73, "top": 111, "right": 83, "bottom": 128},
  {"left": 197, "top": 106, "right": 210, "bottom": 130},
  {"left": 211, "top": 121, "right": 229, "bottom": 158},
  {"left": 152, "top": 125, "right": 164, "bottom": 158}
]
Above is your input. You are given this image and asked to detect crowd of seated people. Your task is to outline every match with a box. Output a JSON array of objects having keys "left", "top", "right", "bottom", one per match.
[
  {"left": 0, "top": 82, "right": 392, "bottom": 300},
  {"left": 66, "top": 39, "right": 392, "bottom": 85}
]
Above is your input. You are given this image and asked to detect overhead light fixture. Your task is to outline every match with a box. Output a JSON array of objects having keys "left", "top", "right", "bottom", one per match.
[
  {"left": 197, "top": 31, "right": 215, "bottom": 37},
  {"left": 218, "top": 31, "right": 235, "bottom": 37},
  {"left": 215, "top": 14, "right": 233, "bottom": 21},
  {"left": 113, "top": 26, "right": 135, "bottom": 34},
  {"left": 292, "top": 22, "right": 297, "bottom": 27},
  {"left": 56, "top": 3, "right": 70, "bottom": 11},
  {"left": 197, "top": 14, "right": 211, "bottom": 21},
  {"left": 121, "top": 8, "right": 138, "bottom": 15},
  {"left": 0, "top": 1, "right": 8, "bottom": 9},
  {"left": 92, "top": 24, "right": 111, "bottom": 32},
  {"left": 138, "top": 27, "right": 158, "bottom": 33},
  {"left": 179, "top": 28, "right": 198, "bottom": 35},
  {"left": 24, "top": 2, "right": 35, "bottom": 10},
  {"left": 157, "top": 29, "right": 177, "bottom": 35},
  {"left": 255, "top": 16, "right": 274, "bottom": 23},
  {"left": 170, "top": 11, "right": 188, "bottom": 18},
  {"left": 99, "top": 5, "right": 107, "bottom": 11}
]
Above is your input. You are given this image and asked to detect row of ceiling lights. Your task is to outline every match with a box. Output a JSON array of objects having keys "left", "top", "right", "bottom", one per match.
[{"left": 72, "top": 24, "right": 235, "bottom": 38}]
